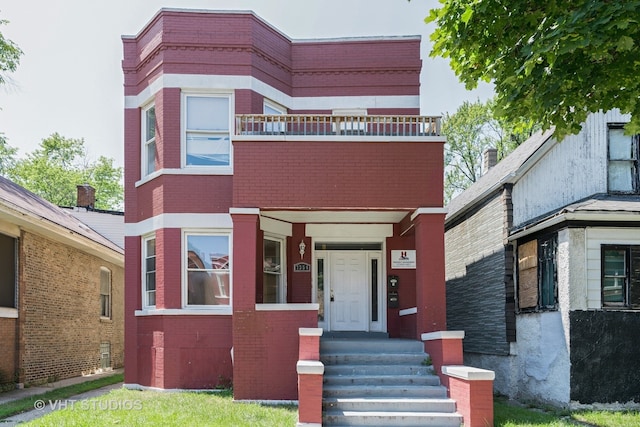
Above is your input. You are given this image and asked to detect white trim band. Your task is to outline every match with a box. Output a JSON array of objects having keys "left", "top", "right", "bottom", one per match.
[
  {"left": 421, "top": 330, "right": 465, "bottom": 341},
  {"left": 0, "top": 307, "right": 18, "bottom": 318},
  {"left": 229, "top": 208, "right": 260, "bottom": 215},
  {"left": 255, "top": 303, "right": 319, "bottom": 311},
  {"left": 125, "top": 74, "right": 420, "bottom": 110},
  {"left": 411, "top": 207, "right": 448, "bottom": 221},
  {"left": 125, "top": 213, "right": 233, "bottom": 236},
  {"left": 399, "top": 307, "right": 417, "bottom": 316},
  {"left": 135, "top": 308, "right": 232, "bottom": 316},
  {"left": 442, "top": 365, "right": 495, "bottom": 381},
  {"left": 299, "top": 328, "right": 323, "bottom": 337},
  {"left": 296, "top": 360, "right": 325, "bottom": 375}
]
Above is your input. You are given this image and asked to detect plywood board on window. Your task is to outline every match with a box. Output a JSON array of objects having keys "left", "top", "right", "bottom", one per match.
[
  {"left": 518, "top": 240, "right": 538, "bottom": 309},
  {"left": 518, "top": 240, "right": 537, "bottom": 270}
]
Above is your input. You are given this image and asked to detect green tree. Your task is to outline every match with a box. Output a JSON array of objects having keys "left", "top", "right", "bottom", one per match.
[
  {"left": 8, "top": 133, "right": 123, "bottom": 210},
  {"left": 0, "top": 16, "right": 22, "bottom": 86},
  {"left": 0, "top": 134, "right": 17, "bottom": 175},
  {"left": 443, "top": 99, "right": 537, "bottom": 203},
  {"left": 427, "top": 1, "right": 640, "bottom": 138}
]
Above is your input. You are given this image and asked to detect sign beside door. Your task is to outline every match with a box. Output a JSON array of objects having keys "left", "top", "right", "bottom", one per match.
[{"left": 391, "top": 250, "right": 416, "bottom": 269}]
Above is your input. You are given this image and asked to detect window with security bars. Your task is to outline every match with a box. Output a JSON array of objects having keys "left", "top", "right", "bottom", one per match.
[{"left": 100, "top": 342, "right": 111, "bottom": 370}]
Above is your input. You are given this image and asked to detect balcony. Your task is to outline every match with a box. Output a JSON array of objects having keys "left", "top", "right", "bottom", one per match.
[{"left": 235, "top": 114, "right": 441, "bottom": 138}]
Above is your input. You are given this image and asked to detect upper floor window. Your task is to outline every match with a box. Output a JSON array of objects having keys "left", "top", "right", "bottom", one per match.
[
  {"left": 263, "top": 100, "right": 286, "bottom": 134},
  {"left": 0, "top": 233, "right": 16, "bottom": 309},
  {"left": 185, "top": 233, "right": 230, "bottom": 307},
  {"left": 602, "top": 245, "right": 640, "bottom": 309},
  {"left": 100, "top": 267, "right": 111, "bottom": 319},
  {"left": 608, "top": 125, "right": 639, "bottom": 193},
  {"left": 143, "top": 236, "right": 156, "bottom": 308},
  {"left": 142, "top": 105, "right": 156, "bottom": 176},
  {"left": 517, "top": 233, "right": 557, "bottom": 311},
  {"left": 184, "top": 94, "right": 231, "bottom": 168}
]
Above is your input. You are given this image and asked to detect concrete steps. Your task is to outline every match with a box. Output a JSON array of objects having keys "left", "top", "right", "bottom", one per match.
[{"left": 321, "top": 337, "right": 462, "bottom": 427}]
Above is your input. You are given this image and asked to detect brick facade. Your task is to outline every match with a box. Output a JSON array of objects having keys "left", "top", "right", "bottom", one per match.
[
  {"left": 123, "top": 9, "right": 446, "bottom": 399},
  {"left": 18, "top": 231, "right": 124, "bottom": 384}
]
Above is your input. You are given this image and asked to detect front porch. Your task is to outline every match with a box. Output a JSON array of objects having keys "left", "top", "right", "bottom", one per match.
[{"left": 229, "top": 207, "right": 448, "bottom": 400}]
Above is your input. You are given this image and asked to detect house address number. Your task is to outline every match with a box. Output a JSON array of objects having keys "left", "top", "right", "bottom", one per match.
[{"left": 294, "top": 262, "right": 311, "bottom": 272}]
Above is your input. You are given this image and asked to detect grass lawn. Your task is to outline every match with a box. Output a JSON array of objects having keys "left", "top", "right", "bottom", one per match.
[
  {"left": 23, "top": 388, "right": 298, "bottom": 427},
  {"left": 10, "top": 389, "right": 640, "bottom": 426},
  {"left": 0, "top": 373, "right": 124, "bottom": 420},
  {"left": 495, "top": 396, "right": 640, "bottom": 427}
]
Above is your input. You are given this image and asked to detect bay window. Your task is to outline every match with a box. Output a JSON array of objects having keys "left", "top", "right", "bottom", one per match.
[
  {"left": 185, "top": 233, "right": 230, "bottom": 306},
  {"left": 184, "top": 94, "right": 231, "bottom": 168},
  {"left": 143, "top": 236, "right": 156, "bottom": 308},
  {"left": 142, "top": 105, "right": 156, "bottom": 176}
]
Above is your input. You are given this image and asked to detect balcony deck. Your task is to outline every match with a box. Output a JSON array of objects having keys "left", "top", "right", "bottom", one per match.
[{"left": 235, "top": 114, "right": 441, "bottom": 138}]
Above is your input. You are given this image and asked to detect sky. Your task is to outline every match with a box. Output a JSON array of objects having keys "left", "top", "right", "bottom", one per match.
[{"left": 0, "top": 0, "right": 493, "bottom": 168}]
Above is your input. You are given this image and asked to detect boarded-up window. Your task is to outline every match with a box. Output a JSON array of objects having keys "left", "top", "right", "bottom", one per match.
[{"left": 518, "top": 240, "right": 538, "bottom": 309}]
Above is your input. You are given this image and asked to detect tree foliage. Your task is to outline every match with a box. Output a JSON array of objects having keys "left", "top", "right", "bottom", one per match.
[
  {"left": 427, "top": 1, "right": 640, "bottom": 138},
  {"left": 5, "top": 133, "right": 123, "bottom": 210},
  {"left": 0, "top": 17, "right": 22, "bottom": 86},
  {"left": 443, "top": 98, "right": 538, "bottom": 203}
]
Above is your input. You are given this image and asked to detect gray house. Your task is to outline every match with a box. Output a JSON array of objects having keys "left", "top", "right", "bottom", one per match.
[{"left": 445, "top": 110, "right": 640, "bottom": 407}]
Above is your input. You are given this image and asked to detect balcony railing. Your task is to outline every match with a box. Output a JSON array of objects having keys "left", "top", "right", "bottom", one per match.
[{"left": 235, "top": 114, "right": 441, "bottom": 137}]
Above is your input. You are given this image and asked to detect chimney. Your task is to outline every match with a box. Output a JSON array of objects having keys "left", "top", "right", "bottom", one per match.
[
  {"left": 76, "top": 184, "right": 96, "bottom": 209},
  {"left": 482, "top": 148, "right": 498, "bottom": 175}
]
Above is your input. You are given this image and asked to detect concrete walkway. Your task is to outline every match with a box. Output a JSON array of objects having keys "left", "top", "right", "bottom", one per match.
[{"left": 0, "top": 369, "right": 123, "bottom": 425}]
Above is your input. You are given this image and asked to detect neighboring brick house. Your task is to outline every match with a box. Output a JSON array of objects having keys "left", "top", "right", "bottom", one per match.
[
  {"left": 122, "top": 9, "right": 447, "bottom": 400},
  {"left": 0, "top": 177, "right": 124, "bottom": 387},
  {"left": 445, "top": 110, "right": 640, "bottom": 407}
]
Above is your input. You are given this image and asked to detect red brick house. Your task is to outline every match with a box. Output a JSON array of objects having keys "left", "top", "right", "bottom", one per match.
[{"left": 122, "top": 9, "right": 448, "bottom": 401}]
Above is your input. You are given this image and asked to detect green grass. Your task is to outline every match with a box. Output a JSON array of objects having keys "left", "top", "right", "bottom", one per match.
[
  {"left": 23, "top": 388, "right": 298, "bottom": 427},
  {"left": 495, "top": 396, "right": 640, "bottom": 426},
  {"left": 7, "top": 386, "right": 640, "bottom": 427},
  {"left": 0, "top": 373, "right": 124, "bottom": 419}
]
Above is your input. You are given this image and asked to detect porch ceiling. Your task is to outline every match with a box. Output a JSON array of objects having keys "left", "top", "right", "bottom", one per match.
[{"left": 260, "top": 210, "right": 410, "bottom": 224}]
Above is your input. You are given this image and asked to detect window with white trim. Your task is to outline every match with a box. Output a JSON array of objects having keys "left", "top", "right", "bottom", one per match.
[
  {"left": 263, "top": 236, "right": 286, "bottom": 303},
  {"left": 608, "top": 125, "right": 639, "bottom": 193},
  {"left": 263, "top": 99, "right": 286, "bottom": 134},
  {"left": 185, "top": 233, "right": 230, "bottom": 306},
  {"left": 143, "top": 236, "right": 156, "bottom": 308},
  {"left": 100, "top": 267, "right": 111, "bottom": 319},
  {"left": 184, "top": 94, "right": 231, "bottom": 167},
  {"left": 602, "top": 245, "right": 640, "bottom": 309},
  {"left": 0, "top": 233, "right": 16, "bottom": 309},
  {"left": 142, "top": 105, "right": 156, "bottom": 176}
]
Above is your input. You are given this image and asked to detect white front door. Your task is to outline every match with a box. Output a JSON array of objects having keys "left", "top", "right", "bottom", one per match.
[{"left": 329, "top": 251, "right": 368, "bottom": 331}]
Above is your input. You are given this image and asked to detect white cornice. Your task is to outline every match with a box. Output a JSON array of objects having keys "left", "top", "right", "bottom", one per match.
[{"left": 124, "top": 74, "right": 419, "bottom": 111}]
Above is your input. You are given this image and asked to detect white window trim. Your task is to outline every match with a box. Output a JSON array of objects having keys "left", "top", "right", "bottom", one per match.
[
  {"left": 263, "top": 234, "right": 287, "bottom": 304},
  {"left": 142, "top": 234, "right": 156, "bottom": 309},
  {"left": 141, "top": 103, "right": 156, "bottom": 178},
  {"left": 263, "top": 99, "right": 287, "bottom": 133},
  {"left": 182, "top": 229, "right": 233, "bottom": 311},
  {"left": 181, "top": 91, "right": 234, "bottom": 174}
]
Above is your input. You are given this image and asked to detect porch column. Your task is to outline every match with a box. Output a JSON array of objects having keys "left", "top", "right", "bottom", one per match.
[
  {"left": 412, "top": 208, "right": 447, "bottom": 336},
  {"left": 230, "top": 208, "right": 259, "bottom": 399}
]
